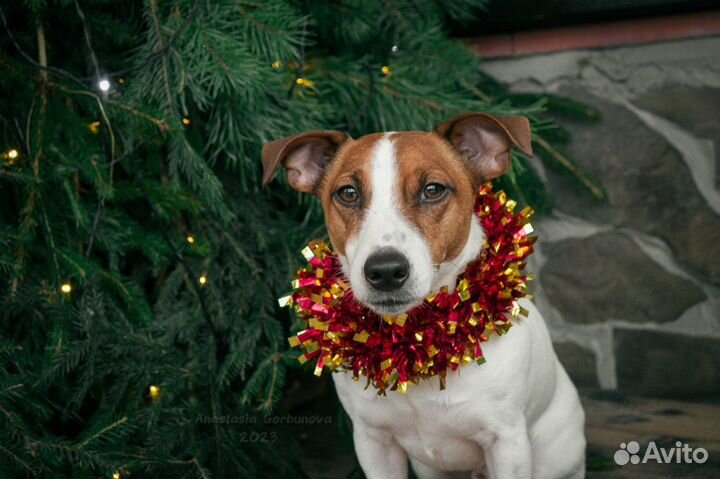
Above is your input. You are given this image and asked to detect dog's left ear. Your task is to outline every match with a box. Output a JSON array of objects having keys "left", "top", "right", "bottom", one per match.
[
  {"left": 261, "top": 131, "right": 350, "bottom": 193},
  {"left": 434, "top": 113, "right": 533, "bottom": 182}
]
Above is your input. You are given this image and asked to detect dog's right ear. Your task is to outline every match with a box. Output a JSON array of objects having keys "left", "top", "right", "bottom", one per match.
[
  {"left": 434, "top": 113, "right": 532, "bottom": 184},
  {"left": 261, "top": 131, "right": 350, "bottom": 193}
]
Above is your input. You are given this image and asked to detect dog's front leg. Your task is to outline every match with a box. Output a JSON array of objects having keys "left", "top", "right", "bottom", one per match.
[
  {"left": 477, "top": 419, "right": 532, "bottom": 479},
  {"left": 353, "top": 423, "right": 408, "bottom": 479}
]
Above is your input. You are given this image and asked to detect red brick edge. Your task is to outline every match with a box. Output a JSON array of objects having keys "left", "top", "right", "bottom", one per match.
[{"left": 467, "top": 9, "right": 720, "bottom": 58}]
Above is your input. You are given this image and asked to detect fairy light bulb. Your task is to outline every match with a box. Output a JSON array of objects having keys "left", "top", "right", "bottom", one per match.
[
  {"left": 186, "top": 235, "right": 195, "bottom": 244},
  {"left": 198, "top": 275, "right": 207, "bottom": 286},
  {"left": 295, "top": 77, "right": 314, "bottom": 88},
  {"left": 149, "top": 385, "right": 160, "bottom": 400},
  {"left": 98, "top": 78, "right": 110, "bottom": 92},
  {"left": 182, "top": 117, "right": 190, "bottom": 125},
  {"left": 60, "top": 282, "right": 72, "bottom": 294},
  {"left": 7, "top": 149, "right": 19, "bottom": 160}
]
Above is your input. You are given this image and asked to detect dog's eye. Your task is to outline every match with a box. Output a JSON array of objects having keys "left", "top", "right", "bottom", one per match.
[
  {"left": 335, "top": 185, "right": 360, "bottom": 205},
  {"left": 421, "top": 183, "right": 447, "bottom": 202}
]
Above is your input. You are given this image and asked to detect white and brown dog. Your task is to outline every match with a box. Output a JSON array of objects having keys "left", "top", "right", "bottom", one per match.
[{"left": 262, "top": 113, "right": 586, "bottom": 479}]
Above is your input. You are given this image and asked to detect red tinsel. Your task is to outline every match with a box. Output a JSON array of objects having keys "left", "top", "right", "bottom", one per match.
[{"left": 282, "top": 184, "right": 536, "bottom": 394}]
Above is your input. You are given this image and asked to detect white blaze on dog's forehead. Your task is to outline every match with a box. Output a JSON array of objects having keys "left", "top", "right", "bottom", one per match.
[
  {"left": 361, "top": 135, "right": 418, "bottom": 251},
  {"left": 369, "top": 136, "right": 400, "bottom": 233}
]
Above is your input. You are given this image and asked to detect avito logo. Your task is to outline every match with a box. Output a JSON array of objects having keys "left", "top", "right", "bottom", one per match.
[{"left": 614, "top": 441, "right": 709, "bottom": 466}]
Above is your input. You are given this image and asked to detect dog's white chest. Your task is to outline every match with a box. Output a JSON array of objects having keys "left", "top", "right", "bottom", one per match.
[
  {"left": 393, "top": 401, "right": 487, "bottom": 471},
  {"left": 333, "top": 367, "right": 496, "bottom": 472}
]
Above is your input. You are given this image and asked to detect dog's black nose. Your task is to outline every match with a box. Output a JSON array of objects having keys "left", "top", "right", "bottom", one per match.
[{"left": 363, "top": 248, "right": 410, "bottom": 291}]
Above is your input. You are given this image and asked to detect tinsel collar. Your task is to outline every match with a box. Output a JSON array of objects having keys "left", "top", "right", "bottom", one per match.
[{"left": 281, "top": 184, "right": 536, "bottom": 394}]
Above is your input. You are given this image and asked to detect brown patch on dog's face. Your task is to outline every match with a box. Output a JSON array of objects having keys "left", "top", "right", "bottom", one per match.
[
  {"left": 391, "top": 132, "right": 476, "bottom": 265},
  {"left": 315, "top": 133, "right": 385, "bottom": 256}
]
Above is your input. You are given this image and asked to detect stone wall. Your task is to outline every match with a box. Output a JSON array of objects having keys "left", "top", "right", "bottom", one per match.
[{"left": 484, "top": 36, "right": 720, "bottom": 399}]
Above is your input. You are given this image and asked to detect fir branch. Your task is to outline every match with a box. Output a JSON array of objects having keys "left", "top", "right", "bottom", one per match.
[
  {"left": 86, "top": 133, "right": 158, "bottom": 261},
  {"left": 332, "top": 70, "right": 445, "bottom": 111},
  {"left": 78, "top": 416, "right": 128, "bottom": 449},
  {"left": 33, "top": 439, "right": 113, "bottom": 469},
  {"left": 85, "top": 206, "right": 103, "bottom": 260},
  {"left": 349, "top": 63, "right": 377, "bottom": 131},
  {"left": 72, "top": 0, "right": 101, "bottom": 80},
  {"left": 459, "top": 78, "right": 490, "bottom": 102},
  {"left": 0, "top": 383, "right": 23, "bottom": 396},
  {"left": 98, "top": 0, "right": 202, "bottom": 81},
  {"left": 0, "top": 401, "right": 21, "bottom": 433},
  {"left": 24, "top": 96, "right": 34, "bottom": 155},
  {"left": 209, "top": 382, "right": 223, "bottom": 477},
  {"left": 108, "top": 101, "right": 170, "bottom": 131},
  {"left": 9, "top": 20, "right": 52, "bottom": 295},
  {"left": 67, "top": 0, "right": 120, "bottom": 280},
  {"left": 382, "top": 0, "right": 410, "bottom": 26},
  {"left": 220, "top": 230, "right": 261, "bottom": 276},
  {"left": 286, "top": 7, "right": 308, "bottom": 100},
  {"left": 0, "top": 442, "right": 34, "bottom": 473},
  {"left": 262, "top": 351, "right": 282, "bottom": 411},
  {"left": 149, "top": 0, "right": 178, "bottom": 111},
  {"left": 35, "top": 21, "right": 47, "bottom": 86},
  {"left": 45, "top": 86, "right": 116, "bottom": 166},
  {"left": 41, "top": 85, "right": 120, "bottom": 270},
  {"left": 0, "top": 5, "right": 86, "bottom": 86},
  {"left": 39, "top": 197, "right": 61, "bottom": 279},
  {"left": 167, "top": 457, "right": 211, "bottom": 479},
  {"left": 134, "top": 173, "right": 228, "bottom": 362},
  {"left": 32, "top": 22, "right": 48, "bottom": 176},
  {"left": 51, "top": 81, "right": 169, "bottom": 131},
  {"left": 533, "top": 135, "right": 606, "bottom": 201},
  {"left": 237, "top": 5, "right": 283, "bottom": 35}
]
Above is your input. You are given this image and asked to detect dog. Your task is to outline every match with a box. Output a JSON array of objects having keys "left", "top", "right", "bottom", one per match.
[{"left": 262, "top": 113, "right": 586, "bottom": 479}]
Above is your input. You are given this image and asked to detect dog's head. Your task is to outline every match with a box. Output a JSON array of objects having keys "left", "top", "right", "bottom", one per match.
[{"left": 262, "top": 113, "right": 532, "bottom": 315}]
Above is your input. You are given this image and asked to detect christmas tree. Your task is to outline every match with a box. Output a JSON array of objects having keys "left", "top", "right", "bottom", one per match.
[{"left": 0, "top": 1, "right": 599, "bottom": 477}]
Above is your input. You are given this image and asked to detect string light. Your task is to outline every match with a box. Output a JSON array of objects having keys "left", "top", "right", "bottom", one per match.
[
  {"left": 272, "top": 60, "right": 281, "bottom": 69},
  {"left": 4, "top": 148, "right": 19, "bottom": 165},
  {"left": 118, "top": 78, "right": 125, "bottom": 84},
  {"left": 149, "top": 385, "right": 160, "bottom": 401},
  {"left": 391, "top": 45, "right": 399, "bottom": 53},
  {"left": 182, "top": 117, "right": 191, "bottom": 126},
  {"left": 186, "top": 235, "right": 195, "bottom": 244},
  {"left": 60, "top": 282, "right": 72, "bottom": 295},
  {"left": 98, "top": 78, "right": 111, "bottom": 92},
  {"left": 88, "top": 121, "right": 101, "bottom": 134},
  {"left": 198, "top": 275, "right": 207, "bottom": 286},
  {"left": 295, "top": 77, "right": 314, "bottom": 88},
  {"left": 112, "top": 471, "right": 121, "bottom": 479},
  {"left": 381, "top": 65, "right": 391, "bottom": 76}
]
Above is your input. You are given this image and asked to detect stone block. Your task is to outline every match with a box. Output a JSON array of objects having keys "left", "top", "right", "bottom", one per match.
[
  {"left": 634, "top": 87, "right": 720, "bottom": 139},
  {"left": 614, "top": 329, "right": 720, "bottom": 400},
  {"left": 541, "top": 232, "right": 706, "bottom": 324},
  {"left": 554, "top": 341, "right": 599, "bottom": 388}
]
